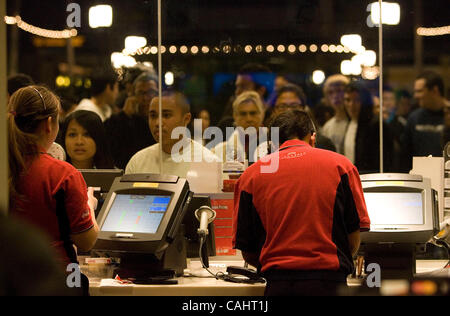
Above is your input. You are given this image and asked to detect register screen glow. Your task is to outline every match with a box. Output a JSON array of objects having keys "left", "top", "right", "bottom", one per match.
[
  {"left": 101, "top": 194, "right": 171, "bottom": 234},
  {"left": 364, "top": 192, "right": 423, "bottom": 225}
]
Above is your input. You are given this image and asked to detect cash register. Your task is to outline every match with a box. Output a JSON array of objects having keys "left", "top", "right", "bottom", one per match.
[
  {"left": 92, "top": 174, "right": 193, "bottom": 283},
  {"left": 360, "top": 173, "right": 440, "bottom": 279}
]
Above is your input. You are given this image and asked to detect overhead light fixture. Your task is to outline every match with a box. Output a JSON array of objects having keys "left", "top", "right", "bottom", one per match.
[
  {"left": 369, "top": 2, "right": 400, "bottom": 26},
  {"left": 341, "top": 60, "right": 361, "bottom": 76},
  {"left": 340, "top": 34, "right": 362, "bottom": 53},
  {"left": 89, "top": 5, "right": 113, "bottom": 28},
  {"left": 312, "top": 70, "right": 326, "bottom": 85},
  {"left": 165, "top": 72, "right": 175, "bottom": 86},
  {"left": 125, "top": 36, "right": 147, "bottom": 53},
  {"left": 111, "top": 52, "right": 136, "bottom": 69}
]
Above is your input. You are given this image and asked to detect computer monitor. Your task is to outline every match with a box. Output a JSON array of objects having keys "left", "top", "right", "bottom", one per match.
[
  {"left": 93, "top": 174, "right": 193, "bottom": 278},
  {"left": 80, "top": 169, "right": 124, "bottom": 217},
  {"left": 360, "top": 173, "right": 440, "bottom": 279},
  {"left": 360, "top": 173, "right": 439, "bottom": 244},
  {"left": 79, "top": 169, "right": 124, "bottom": 193},
  {"left": 182, "top": 195, "right": 216, "bottom": 266}
]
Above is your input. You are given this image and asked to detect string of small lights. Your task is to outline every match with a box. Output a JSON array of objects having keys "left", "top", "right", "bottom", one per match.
[
  {"left": 417, "top": 25, "right": 450, "bottom": 37},
  {"left": 4, "top": 15, "right": 77, "bottom": 39},
  {"left": 128, "top": 43, "right": 352, "bottom": 56}
]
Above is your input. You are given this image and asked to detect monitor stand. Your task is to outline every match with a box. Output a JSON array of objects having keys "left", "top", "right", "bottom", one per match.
[
  {"left": 363, "top": 243, "right": 416, "bottom": 280},
  {"left": 112, "top": 230, "right": 187, "bottom": 282}
]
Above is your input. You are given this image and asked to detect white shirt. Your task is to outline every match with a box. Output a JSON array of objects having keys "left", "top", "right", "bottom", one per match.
[
  {"left": 125, "top": 139, "right": 219, "bottom": 178},
  {"left": 322, "top": 116, "right": 349, "bottom": 154},
  {"left": 75, "top": 98, "right": 112, "bottom": 122},
  {"left": 343, "top": 120, "right": 358, "bottom": 164},
  {"left": 212, "top": 128, "right": 267, "bottom": 164}
]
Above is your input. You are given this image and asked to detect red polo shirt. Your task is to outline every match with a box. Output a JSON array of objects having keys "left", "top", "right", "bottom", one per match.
[
  {"left": 11, "top": 152, "right": 94, "bottom": 266},
  {"left": 233, "top": 139, "right": 370, "bottom": 279}
]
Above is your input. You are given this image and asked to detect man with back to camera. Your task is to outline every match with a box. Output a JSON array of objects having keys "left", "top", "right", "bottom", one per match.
[
  {"left": 321, "top": 74, "right": 350, "bottom": 154},
  {"left": 254, "top": 83, "right": 336, "bottom": 162},
  {"left": 104, "top": 72, "right": 158, "bottom": 169},
  {"left": 75, "top": 69, "right": 119, "bottom": 122},
  {"left": 233, "top": 109, "right": 370, "bottom": 296},
  {"left": 125, "top": 90, "right": 218, "bottom": 177},
  {"left": 401, "top": 70, "right": 449, "bottom": 172}
]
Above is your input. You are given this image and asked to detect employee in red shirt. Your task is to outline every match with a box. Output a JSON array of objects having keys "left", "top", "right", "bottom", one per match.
[
  {"left": 233, "top": 109, "right": 370, "bottom": 296},
  {"left": 7, "top": 86, "right": 99, "bottom": 268}
]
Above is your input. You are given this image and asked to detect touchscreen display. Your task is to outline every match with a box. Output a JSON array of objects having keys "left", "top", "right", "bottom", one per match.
[
  {"left": 364, "top": 192, "right": 423, "bottom": 225},
  {"left": 101, "top": 194, "right": 171, "bottom": 234}
]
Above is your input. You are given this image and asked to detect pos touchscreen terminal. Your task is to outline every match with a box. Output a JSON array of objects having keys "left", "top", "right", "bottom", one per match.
[
  {"left": 93, "top": 174, "right": 193, "bottom": 280},
  {"left": 360, "top": 173, "right": 440, "bottom": 279}
]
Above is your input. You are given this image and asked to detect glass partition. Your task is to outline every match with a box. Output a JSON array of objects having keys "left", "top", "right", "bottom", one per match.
[{"left": 3, "top": 0, "right": 449, "bottom": 182}]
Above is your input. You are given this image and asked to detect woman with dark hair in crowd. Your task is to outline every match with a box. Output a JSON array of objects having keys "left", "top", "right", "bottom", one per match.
[
  {"left": 343, "top": 82, "right": 393, "bottom": 173},
  {"left": 59, "top": 110, "right": 115, "bottom": 169},
  {"left": 7, "top": 86, "right": 98, "bottom": 279}
]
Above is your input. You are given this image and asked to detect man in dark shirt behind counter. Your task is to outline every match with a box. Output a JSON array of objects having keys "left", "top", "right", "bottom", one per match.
[
  {"left": 401, "top": 71, "right": 448, "bottom": 172},
  {"left": 232, "top": 109, "right": 370, "bottom": 296},
  {"left": 104, "top": 73, "right": 157, "bottom": 169}
]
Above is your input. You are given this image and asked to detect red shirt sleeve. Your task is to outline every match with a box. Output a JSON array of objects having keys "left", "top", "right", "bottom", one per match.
[
  {"left": 61, "top": 170, "right": 94, "bottom": 234},
  {"left": 348, "top": 166, "right": 371, "bottom": 231}
]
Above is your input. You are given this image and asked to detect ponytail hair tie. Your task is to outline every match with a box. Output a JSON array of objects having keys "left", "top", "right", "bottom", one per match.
[{"left": 9, "top": 110, "right": 17, "bottom": 117}]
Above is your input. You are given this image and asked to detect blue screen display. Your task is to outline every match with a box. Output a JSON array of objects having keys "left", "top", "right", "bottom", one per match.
[{"left": 101, "top": 194, "right": 171, "bottom": 234}]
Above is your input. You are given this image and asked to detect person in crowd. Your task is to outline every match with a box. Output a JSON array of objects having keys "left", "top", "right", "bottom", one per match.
[
  {"left": 7, "top": 85, "right": 99, "bottom": 271},
  {"left": 221, "top": 63, "right": 274, "bottom": 122},
  {"left": 343, "top": 82, "right": 393, "bottom": 173},
  {"left": 232, "top": 109, "right": 370, "bottom": 296},
  {"left": 59, "top": 110, "right": 115, "bottom": 169},
  {"left": 372, "top": 86, "right": 397, "bottom": 123},
  {"left": 104, "top": 72, "right": 158, "bottom": 169},
  {"left": 192, "top": 108, "right": 212, "bottom": 146},
  {"left": 125, "top": 90, "right": 218, "bottom": 177},
  {"left": 75, "top": 69, "right": 119, "bottom": 122},
  {"left": 197, "top": 109, "right": 211, "bottom": 134},
  {"left": 213, "top": 91, "right": 265, "bottom": 164},
  {"left": 254, "top": 83, "right": 336, "bottom": 161},
  {"left": 59, "top": 94, "right": 78, "bottom": 124},
  {"left": 401, "top": 70, "right": 448, "bottom": 172},
  {"left": 313, "top": 102, "right": 335, "bottom": 130},
  {"left": 115, "top": 67, "right": 145, "bottom": 110},
  {"left": 389, "top": 89, "right": 413, "bottom": 171},
  {"left": 7, "top": 73, "right": 35, "bottom": 103},
  {"left": 321, "top": 74, "right": 350, "bottom": 154}
]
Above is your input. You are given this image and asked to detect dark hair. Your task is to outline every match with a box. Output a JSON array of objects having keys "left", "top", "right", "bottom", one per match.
[
  {"left": 417, "top": 70, "right": 444, "bottom": 96},
  {"left": 159, "top": 89, "right": 191, "bottom": 114},
  {"left": 269, "top": 109, "right": 316, "bottom": 144},
  {"left": 238, "top": 63, "right": 273, "bottom": 99},
  {"left": 90, "top": 69, "right": 118, "bottom": 97},
  {"left": 7, "top": 73, "right": 35, "bottom": 96},
  {"left": 60, "top": 110, "right": 115, "bottom": 169},
  {"left": 275, "top": 83, "right": 307, "bottom": 107},
  {"left": 7, "top": 85, "right": 60, "bottom": 205},
  {"left": 345, "top": 82, "right": 374, "bottom": 125}
]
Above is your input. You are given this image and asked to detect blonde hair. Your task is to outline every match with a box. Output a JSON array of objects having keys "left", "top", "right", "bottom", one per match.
[
  {"left": 232, "top": 91, "right": 265, "bottom": 117},
  {"left": 323, "top": 74, "right": 350, "bottom": 93}
]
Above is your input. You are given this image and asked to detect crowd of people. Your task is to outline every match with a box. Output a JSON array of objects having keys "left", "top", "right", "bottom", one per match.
[
  {"left": 7, "top": 64, "right": 448, "bottom": 176},
  {"left": 3, "top": 63, "right": 448, "bottom": 295}
]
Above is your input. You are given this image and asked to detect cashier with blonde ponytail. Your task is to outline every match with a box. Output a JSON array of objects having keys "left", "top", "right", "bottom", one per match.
[{"left": 7, "top": 85, "right": 99, "bottom": 267}]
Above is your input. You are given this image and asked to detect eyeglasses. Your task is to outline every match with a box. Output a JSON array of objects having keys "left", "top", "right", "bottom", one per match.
[
  {"left": 136, "top": 89, "right": 158, "bottom": 97},
  {"left": 275, "top": 102, "right": 303, "bottom": 110}
]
